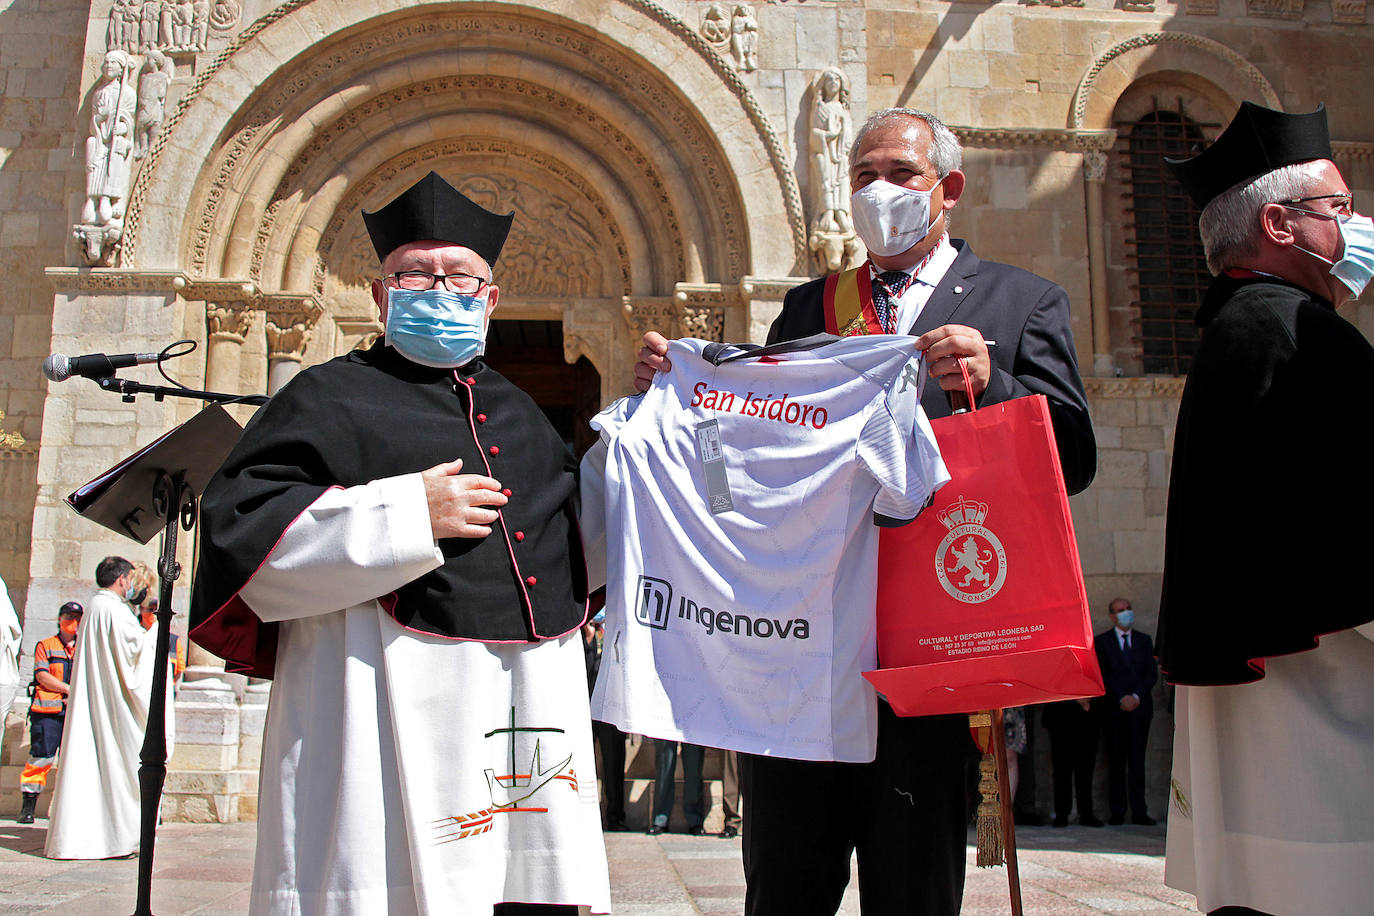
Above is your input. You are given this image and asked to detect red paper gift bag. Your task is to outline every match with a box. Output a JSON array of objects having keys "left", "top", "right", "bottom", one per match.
[{"left": 863, "top": 392, "right": 1103, "bottom": 717}]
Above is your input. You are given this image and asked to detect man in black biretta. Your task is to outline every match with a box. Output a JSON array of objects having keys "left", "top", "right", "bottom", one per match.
[
  {"left": 190, "top": 171, "right": 611, "bottom": 913},
  {"left": 1157, "top": 101, "right": 1374, "bottom": 916}
]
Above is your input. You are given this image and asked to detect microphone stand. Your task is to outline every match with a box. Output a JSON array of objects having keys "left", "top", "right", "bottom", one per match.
[{"left": 67, "top": 372, "right": 262, "bottom": 916}]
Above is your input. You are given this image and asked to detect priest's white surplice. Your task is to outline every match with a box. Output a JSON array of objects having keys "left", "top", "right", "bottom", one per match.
[
  {"left": 44, "top": 587, "right": 174, "bottom": 859},
  {"left": 0, "top": 574, "right": 21, "bottom": 731},
  {"left": 1166, "top": 623, "right": 1374, "bottom": 916},
  {"left": 239, "top": 473, "right": 611, "bottom": 916}
]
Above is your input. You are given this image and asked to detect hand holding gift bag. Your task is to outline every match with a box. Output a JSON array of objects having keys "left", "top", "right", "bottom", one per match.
[{"left": 864, "top": 363, "right": 1102, "bottom": 717}]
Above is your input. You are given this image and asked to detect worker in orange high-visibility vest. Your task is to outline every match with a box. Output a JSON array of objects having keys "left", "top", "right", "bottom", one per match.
[{"left": 18, "top": 602, "right": 83, "bottom": 824}]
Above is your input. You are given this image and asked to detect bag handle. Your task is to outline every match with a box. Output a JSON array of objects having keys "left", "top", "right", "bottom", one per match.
[{"left": 950, "top": 357, "right": 977, "bottom": 413}]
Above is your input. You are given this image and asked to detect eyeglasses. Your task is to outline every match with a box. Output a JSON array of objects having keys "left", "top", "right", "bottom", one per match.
[
  {"left": 386, "top": 270, "right": 489, "bottom": 294},
  {"left": 1279, "top": 193, "right": 1355, "bottom": 219}
]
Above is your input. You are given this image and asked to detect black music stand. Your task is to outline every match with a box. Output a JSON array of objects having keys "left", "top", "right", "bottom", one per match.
[{"left": 66, "top": 402, "right": 245, "bottom": 916}]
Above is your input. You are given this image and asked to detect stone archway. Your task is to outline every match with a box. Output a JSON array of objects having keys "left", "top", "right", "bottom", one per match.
[{"left": 115, "top": 0, "right": 805, "bottom": 398}]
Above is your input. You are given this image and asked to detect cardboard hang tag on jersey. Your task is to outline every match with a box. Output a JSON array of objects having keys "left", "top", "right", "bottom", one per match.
[{"left": 864, "top": 393, "right": 1103, "bottom": 717}]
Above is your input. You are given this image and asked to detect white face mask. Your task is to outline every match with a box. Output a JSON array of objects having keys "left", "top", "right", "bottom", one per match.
[
  {"left": 850, "top": 179, "right": 942, "bottom": 258},
  {"left": 1287, "top": 208, "right": 1374, "bottom": 299}
]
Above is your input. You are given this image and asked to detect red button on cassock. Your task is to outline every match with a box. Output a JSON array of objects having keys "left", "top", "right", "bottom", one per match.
[
  {"left": 501, "top": 488, "right": 512, "bottom": 497},
  {"left": 464, "top": 377, "right": 475, "bottom": 385},
  {"left": 476, "top": 413, "right": 487, "bottom": 423},
  {"left": 525, "top": 576, "right": 537, "bottom": 586},
  {"left": 514, "top": 531, "right": 525, "bottom": 541},
  {"left": 489, "top": 446, "right": 499, "bottom": 455}
]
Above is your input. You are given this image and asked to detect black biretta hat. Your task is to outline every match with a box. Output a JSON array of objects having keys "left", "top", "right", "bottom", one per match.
[
  {"left": 362, "top": 171, "right": 515, "bottom": 266},
  {"left": 1165, "top": 102, "right": 1332, "bottom": 209}
]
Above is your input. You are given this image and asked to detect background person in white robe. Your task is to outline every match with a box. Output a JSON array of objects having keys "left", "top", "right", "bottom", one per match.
[
  {"left": 44, "top": 555, "right": 173, "bottom": 859},
  {"left": 0, "top": 574, "right": 21, "bottom": 754}
]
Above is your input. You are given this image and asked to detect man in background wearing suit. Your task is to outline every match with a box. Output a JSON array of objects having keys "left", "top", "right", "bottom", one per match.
[
  {"left": 1094, "top": 597, "right": 1157, "bottom": 826},
  {"left": 638, "top": 106, "right": 1096, "bottom": 916}
]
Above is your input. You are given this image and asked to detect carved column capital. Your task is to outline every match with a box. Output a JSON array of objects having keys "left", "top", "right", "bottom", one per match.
[
  {"left": 621, "top": 297, "right": 679, "bottom": 341},
  {"left": 206, "top": 302, "right": 254, "bottom": 341},
  {"left": 263, "top": 295, "right": 323, "bottom": 363},
  {"left": 1082, "top": 150, "right": 1109, "bottom": 183}
]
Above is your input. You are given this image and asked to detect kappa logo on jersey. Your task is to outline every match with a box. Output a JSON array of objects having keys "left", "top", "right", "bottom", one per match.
[
  {"left": 634, "top": 576, "right": 674, "bottom": 629},
  {"left": 934, "top": 496, "right": 1007, "bottom": 604},
  {"left": 632, "top": 574, "right": 810, "bottom": 640}
]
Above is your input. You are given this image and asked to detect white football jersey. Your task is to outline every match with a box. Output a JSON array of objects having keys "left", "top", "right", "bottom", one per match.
[{"left": 581, "top": 335, "right": 949, "bottom": 763}]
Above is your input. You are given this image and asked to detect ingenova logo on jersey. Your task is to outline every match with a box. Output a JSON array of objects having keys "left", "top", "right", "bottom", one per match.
[{"left": 633, "top": 575, "right": 810, "bottom": 640}]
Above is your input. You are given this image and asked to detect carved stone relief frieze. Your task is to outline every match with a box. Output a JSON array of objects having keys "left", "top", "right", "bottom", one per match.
[
  {"left": 679, "top": 306, "right": 727, "bottom": 342},
  {"left": 1022, "top": 0, "right": 1085, "bottom": 8},
  {"left": 1121, "top": 0, "right": 1157, "bottom": 10},
  {"left": 1333, "top": 0, "right": 1366, "bottom": 21},
  {"left": 107, "top": 0, "right": 216, "bottom": 56},
  {"left": 1246, "top": 0, "right": 1304, "bottom": 17},
  {"left": 1184, "top": 0, "right": 1219, "bottom": 14}
]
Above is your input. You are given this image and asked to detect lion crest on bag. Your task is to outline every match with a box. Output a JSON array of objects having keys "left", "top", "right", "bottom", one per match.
[{"left": 934, "top": 496, "right": 1007, "bottom": 603}]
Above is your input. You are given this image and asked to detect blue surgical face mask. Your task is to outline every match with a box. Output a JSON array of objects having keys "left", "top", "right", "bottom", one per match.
[
  {"left": 385, "top": 288, "right": 489, "bottom": 369},
  {"left": 1289, "top": 210, "right": 1374, "bottom": 299},
  {"left": 1115, "top": 609, "right": 1135, "bottom": 628}
]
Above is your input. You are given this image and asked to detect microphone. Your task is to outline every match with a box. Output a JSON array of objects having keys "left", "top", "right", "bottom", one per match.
[{"left": 43, "top": 351, "right": 161, "bottom": 382}]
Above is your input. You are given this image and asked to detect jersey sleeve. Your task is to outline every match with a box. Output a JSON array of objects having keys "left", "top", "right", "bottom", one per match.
[{"left": 858, "top": 351, "right": 950, "bottom": 526}]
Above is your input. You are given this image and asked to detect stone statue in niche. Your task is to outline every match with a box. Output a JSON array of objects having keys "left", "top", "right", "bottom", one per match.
[
  {"left": 134, "top": 49, "right": 174, "bottom": 159},
  {"left": 807, "top": 68, "right": 864, "bottom": 274},
  {"left": 82, "top": 50, "right": 138, "bottom": 229},
  {"left": 701, "top": 3, "right": 730, "bottom": 44},
  {"left": 730, "top": 4, "right": 759, "bottom": 72}
]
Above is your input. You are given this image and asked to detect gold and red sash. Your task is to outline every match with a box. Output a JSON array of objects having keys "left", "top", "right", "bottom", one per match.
[{"left": 822, "top": 265, "right": 884, "bottom": 337}]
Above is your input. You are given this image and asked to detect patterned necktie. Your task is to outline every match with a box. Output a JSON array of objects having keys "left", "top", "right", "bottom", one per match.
[
  {"left": 871, "top": 269, "right": 912, "bottom": 334},
  {"left": 1122, "top": 632, "right": 1131, "bottom": 652}
]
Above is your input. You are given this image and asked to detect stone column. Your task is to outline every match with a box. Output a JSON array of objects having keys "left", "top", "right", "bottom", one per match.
[
  {"left": 263, "top": 296, "right": 321, "bottom": 395},
  {"left": 181, "top": 299, "right": 255, "bottom": 682},
  {"left": 1076, "top": 131, "right": 1117, "bottom": 377}
]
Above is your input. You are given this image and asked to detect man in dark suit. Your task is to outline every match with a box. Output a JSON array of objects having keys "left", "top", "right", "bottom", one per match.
[
  {"left": 1093, "top": 597, "right": 1156, "bottom": 826},
  {"left": 1042, "top": 697, "right": 1103, "bottom": 828},
  {"left": 636, "top": 107, "right": 1095, "bottom": 915}
]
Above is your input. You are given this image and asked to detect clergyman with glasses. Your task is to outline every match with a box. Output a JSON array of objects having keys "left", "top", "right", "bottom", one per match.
[
  {"left": 190, "top": 171, "right": 611, "bottom": 915},
  {"left": 1158, "top": 102, "right": 1374, "bottom": 916}
]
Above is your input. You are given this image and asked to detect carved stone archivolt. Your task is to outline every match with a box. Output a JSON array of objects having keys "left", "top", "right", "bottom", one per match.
[
  {"left": 313, "top": 139, "right": 638, "bottom": 307},
  {"left": 122, "top": 2, "right": 805, "bottom": 273},
  {"left": 1069, "top": 33, "right": 1280, "bottom": 131}
]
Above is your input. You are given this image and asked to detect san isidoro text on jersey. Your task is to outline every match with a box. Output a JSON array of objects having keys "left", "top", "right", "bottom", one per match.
[{"left": 634, "top": 575, "right": 810, "bottom": 640}]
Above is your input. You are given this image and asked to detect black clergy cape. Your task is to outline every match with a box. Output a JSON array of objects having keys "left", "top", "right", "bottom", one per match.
[
  {"left": 189, "top": 341, "right": 588, "bottom": 679},
  {"left": 1157, "top": 272, "right": 1374, "bottom": 686}
]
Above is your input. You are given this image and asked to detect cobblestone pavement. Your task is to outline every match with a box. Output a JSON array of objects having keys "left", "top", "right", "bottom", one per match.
[{"left": 0, "top": 818, "right": 1199, "bottom": 914}]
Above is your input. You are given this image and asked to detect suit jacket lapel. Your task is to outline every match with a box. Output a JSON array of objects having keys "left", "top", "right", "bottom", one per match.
[{"left": 910, "top": 240, "right": 980, "bottom": 338}]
